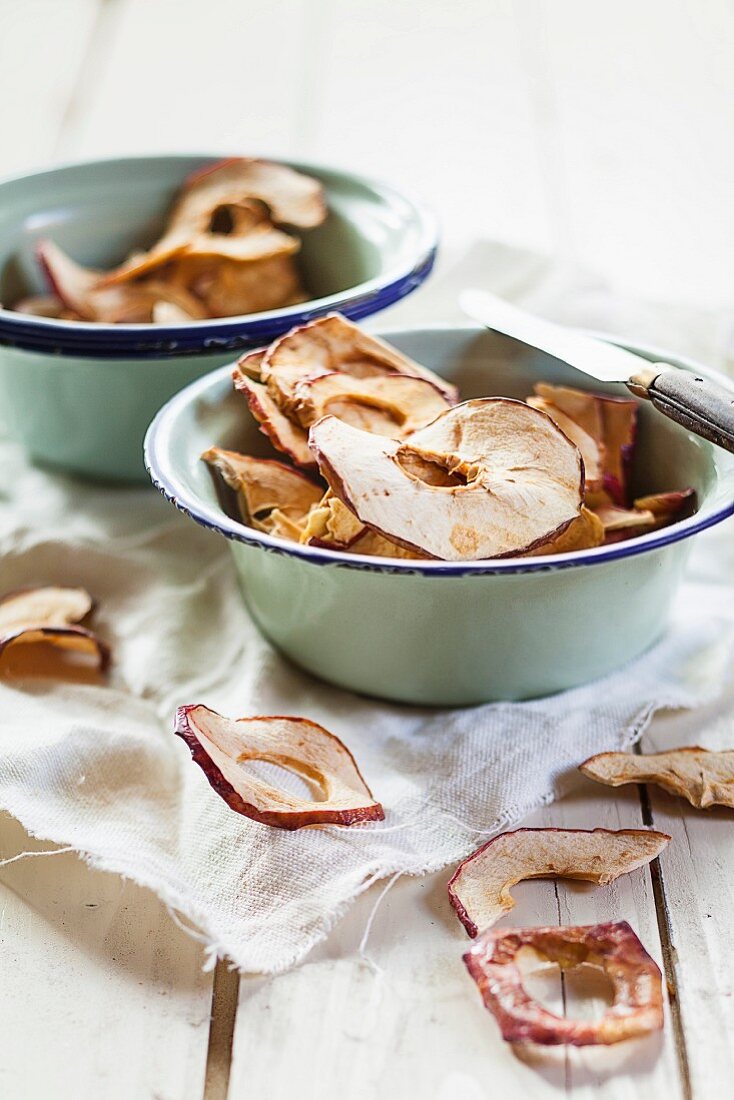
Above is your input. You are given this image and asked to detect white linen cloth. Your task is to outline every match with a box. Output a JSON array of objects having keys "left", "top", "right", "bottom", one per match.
[{"left": 1, "top": 243, "right": 733, "bottom": 974}]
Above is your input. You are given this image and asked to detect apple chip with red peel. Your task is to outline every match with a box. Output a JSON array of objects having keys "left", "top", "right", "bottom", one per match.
[
  {"left": 202, "top": 448, "right": 322, "bottom": 540},
  {"left": 291, "top": 371, "right": 452, "bottom": 438},
  {"left": 232, "top": 369, "right": 316, "bottom": 470},
  {"left": 13, "top": 294, "right": 67, "bottom": 318},
  {"left": 0, "top": 586, "right": 110, "bottom": 671},
  {"left": 177, "top": 158, "right": 327, "bottom": 230},
  {"left": 527, "top": 396, "right": 604, "bottom": 493},
  {"left": 531, "top": 383, "right": 637, "bottom": 506},
  {"left": 580, "top": 747, "right": 734, "bottom": 809},
  {"left": 37, "top": 241, "right": 211, "bottom": 323},
  {"left": 634, "top": 488, "right": 696, "bottom": 523},
  {"left": 309, "top": 399, "right": 583, "bottom": 561},
  {"left": 595, "top": 488, "right": 695, "bottom": 544},
  {"left": 463, "top": 921, "right": 663, "bottom": 1046},
  {"left": 37, "top": 240, "right": 158, "bottom": 322},
  {"left": 262, "top": 313, "right": 458, "bottom": 414},
  {"left": 100, "top": 159, "right": 324, "bottom": 287},
  {"left": 594, "top": 503, "right": 657, "bottom": 543},
  {"left": 174, "top": 704, "right": 384, "bottom": 829},
  {"left": 448, "top": 827, "right": 670, "bottom": 938},
  {"left": 235, "top": 348, "right": 266, "bottom": 382},
  {"left": 521, "top": 506, "right": 604, "bottom": 557}
]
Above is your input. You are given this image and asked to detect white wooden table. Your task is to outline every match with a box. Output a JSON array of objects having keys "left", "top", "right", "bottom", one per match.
[{"left": 1, "top": 3, "right": 734, "bottom": 1097}]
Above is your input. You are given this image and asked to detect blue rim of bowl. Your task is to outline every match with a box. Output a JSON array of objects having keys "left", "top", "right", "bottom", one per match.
[
  {"left": 0, "top": 154, "right": 438, "bottom": 358},
  {"left": 144, "top": 326, "right": 734, "bottom": 578}
]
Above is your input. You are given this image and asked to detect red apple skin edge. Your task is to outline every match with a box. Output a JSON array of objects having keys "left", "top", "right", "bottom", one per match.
[
  {"left": 0, "top": 626, "right": 111, "bottom": 671},
  {"left": 309, "top": 432, "right": 583, "bottom": 562},
  {"left": 447, "top": 826, "right": 671, "bottom": 938},
  {"left": 173, "top": 705, "right": 385, "bottom": 830},
  {"left": 463, "top": 921, "right": 664, "bottom": 1046}
]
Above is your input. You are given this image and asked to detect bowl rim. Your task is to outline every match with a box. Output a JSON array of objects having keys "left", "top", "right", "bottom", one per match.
[
  {"left": 144, "top": 323, "right": 734, "bottom": 577},
  {"left": 0, "top": 153, "right": 438, "bottom": 358}
]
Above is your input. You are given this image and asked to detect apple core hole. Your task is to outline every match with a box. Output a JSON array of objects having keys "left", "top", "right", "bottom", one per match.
[
  {"left": 241, "top": 759, "right": 326, "bottom": 802},
  {"left": 519, "top": 953, "right": 615, "bottom": 1021},
  {"left": 209, "top": 205, "right": 235, "bottom": 234},
  {"left": 396, "top": 451, "right": 470, "bottom": 487}
]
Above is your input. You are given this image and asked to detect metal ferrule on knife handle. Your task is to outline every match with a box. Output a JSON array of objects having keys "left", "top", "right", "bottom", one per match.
[
  {"left": 628, "top": 364, "right": 734, "bottom": 453},
  {"left": 626, "top": 364, "right": 662, "bottom": 399}
]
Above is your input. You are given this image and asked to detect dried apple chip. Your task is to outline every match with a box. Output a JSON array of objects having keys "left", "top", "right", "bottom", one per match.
[
  {"left": 176, "top": 253, "right": 304, "bottom": 318},
  {"left": 463, "top": 921, "right": 663, "bottom": 1046},
  {"left": 13, "top": 294, "right": 67, "bottom": 318},
  {"left": 262, "top": 313, "right": 458, "bottom": 414},
  {"left": 291, "top": 372, "right": 452, "bottom": 438},
  {"left": 448, "top": 828, "right": 670, "bottom": 938},
  {"left": 531, "top": 383, "right": 637, "bottom": 506},
  {"left": 37, "top": 240, "right": 209, "bottom": 323},
  {"left": 580, "top": 747, "right": 734, "bottom": 809},
  {"left": 0, "top": 585, "right": 110, "bottom": 671},
  {"left": 521, "top": 506, "right": 603, "bottom": 557},
  {"left": 527, "top": 396, "right": 604, "bottom": 493},
  {"left": 301, "top": 491, "right": 366, "bottom": 549},
  {"left": 174, "top": 704, "right": 384, "bottom": 829},
  {"left": 232, "top": 368, "right": 316, "bottom": 469},
  {"left": 595, "top": 488, "right": 695, "bottom": 544},
  {"left": 309, "top": 399, "right": 583, "bottom": 561},
  {"left": 235, "top": 348, "right": 266, "bottom": 382},
  {"left": 37, "top": 240, "right": 160, "bottom": 322},
  {"left": 100, "top": 159, "right": 325, "bottom": 287},
  {"left": 202, "top": 448, "right": 322, "bottom": 540},
  {"left": 301, "top": 492, "right": 421, "bottom": 557}
]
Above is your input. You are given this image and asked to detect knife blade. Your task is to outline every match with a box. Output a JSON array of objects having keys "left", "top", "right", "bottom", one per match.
[{"left": 460, "top": 288, "right": 734, "bottom": 454}]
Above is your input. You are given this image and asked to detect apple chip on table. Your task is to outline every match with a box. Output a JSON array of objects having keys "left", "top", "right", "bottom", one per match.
[
  {"left": 581, "top": 747, "right": 734, "bottom": 809},
  {"left": 204, "top": 314, "right": 695, "bottom": 560},
  {"left": 463, "top": 921, "right": 664, "bottom": 1046},
  {"left": 13, "top": 158, "right": 327, "bottom": 322},
  {"left": 448, "top": 827, "right": 670, "bottom": 937}
]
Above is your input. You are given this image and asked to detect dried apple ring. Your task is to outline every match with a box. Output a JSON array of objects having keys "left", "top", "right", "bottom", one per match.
[
  {"left": 262, "top": 313, "right": 458, "bottom": 414},
  {"left": 463, "top": 921, "right": 663, "bottom": 1045},
  {"left": 309, "top": 398, "right": 584, "bottom": 561},
  {"left": 232, "top": 365, "right": 315, "bottom": 470},
  {"left": 174, "top": 705, "right": 384, "bottom": 829},
  {"left": 291, "top": 371, "right": 451, "bottom": 438}
]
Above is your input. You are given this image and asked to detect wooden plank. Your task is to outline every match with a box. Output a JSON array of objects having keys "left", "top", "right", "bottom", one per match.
[
  {"left": 302, "top": 0, "right": 553, "bottom": 257},
  {"left": 640, "top": 698, "right": 734, "bottom": 1099},
  {"left": 0, "top": 812, "right": 214, "bottom": 1099},
  {"left": 227, "top": 782, "right": 681, "bottom": 1099},
  {"left": 61, "top": 0, "right": 308, "bottom": 162},
  {"left": 0, "top": 0, "right": 100, "bottom": 176},
  {"left": 515, "top": 0, "right": 734, "bottom": 309}
]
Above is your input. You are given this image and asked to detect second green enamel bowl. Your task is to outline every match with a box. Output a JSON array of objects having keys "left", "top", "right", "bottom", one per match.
[{"left": 0, "top": 155, "right": 436, "bottom": 482}]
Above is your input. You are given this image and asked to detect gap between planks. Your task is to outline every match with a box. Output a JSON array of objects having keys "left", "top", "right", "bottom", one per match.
[
  {"left": 636, "top": 771, "right": 693, "bottom": 1100},
  {"left": 52, "top": 0, "right": 126, "bottom": 160},
  {"left": 203, "top": 958, "right": 240, "bottom": 1100}
]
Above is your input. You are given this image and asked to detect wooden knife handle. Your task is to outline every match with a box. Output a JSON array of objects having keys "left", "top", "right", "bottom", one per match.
[{"left": 629, "top": 365, "right": 734, "bottom": 453}]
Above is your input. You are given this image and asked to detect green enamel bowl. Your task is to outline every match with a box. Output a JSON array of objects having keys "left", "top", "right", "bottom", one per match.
[
  {"left": 0, "top": 155, "right": 436, "bottom": 482},
  {"left": 145, "top": 325, "right": 734, "bottom": 705}
]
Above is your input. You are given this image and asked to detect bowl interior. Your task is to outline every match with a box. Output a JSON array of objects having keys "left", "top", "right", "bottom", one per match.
[
  {"left": 0, "top": 156, "right": 426, "bottom": 309},
  {"left": 147, "top": 325, "right": 734, "bottom": 569}
]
